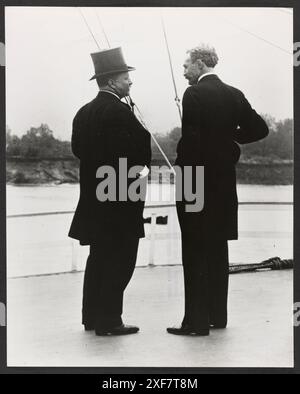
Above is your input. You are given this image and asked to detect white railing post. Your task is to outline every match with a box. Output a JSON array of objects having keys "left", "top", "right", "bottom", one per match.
[
  {"left": 71, "top": 239, "right": 79, "bottom": 272},
  {"left": 149, "top": 212, "right": 157, "bottom": 267}
]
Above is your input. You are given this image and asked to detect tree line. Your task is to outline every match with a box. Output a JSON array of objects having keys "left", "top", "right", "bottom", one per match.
[
  {"left": 151, "top": 115, "right": 293, "bottom": 164},
  {"left": 6, "top": 124, "right": 72, "bottom": 159},
  {"left": 6, "top": 115, "right": 293, "bottom": 163}
]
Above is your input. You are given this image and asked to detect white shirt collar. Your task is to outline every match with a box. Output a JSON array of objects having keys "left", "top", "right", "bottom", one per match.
[
  {"left": 100, "top": 89, "right": 120, "bottom": 100},
  {"left": 198, "top": 72, "right": 217, "bottom": 83}
]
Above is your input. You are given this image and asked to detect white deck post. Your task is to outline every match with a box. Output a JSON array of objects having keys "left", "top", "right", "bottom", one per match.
[
  {"left": 71, "top": 240, "right": 78, "bottom": 272},
  {"left": 149, "top": 212, "right": 157, "bottom": 267}
]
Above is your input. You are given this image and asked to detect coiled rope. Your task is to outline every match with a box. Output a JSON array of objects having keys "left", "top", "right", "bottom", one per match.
[{"left": 229, "top": 257, "right": 293, "bottom": 274}]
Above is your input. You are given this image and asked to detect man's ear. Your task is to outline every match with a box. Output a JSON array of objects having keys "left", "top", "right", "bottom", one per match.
[
  {"left": 108, "top": 77, "right": 119, "bottom": 88},
  {"left": 196, "top": 59, "right": 204, "bottom": 71}
]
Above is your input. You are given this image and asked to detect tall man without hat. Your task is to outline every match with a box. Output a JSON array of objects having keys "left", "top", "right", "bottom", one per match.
[
  {"left": 69, "top": 48, "right": 151, "bottom": 336},
  {"left": 167, "top": 44, "right": 269, "bottom": 336}
]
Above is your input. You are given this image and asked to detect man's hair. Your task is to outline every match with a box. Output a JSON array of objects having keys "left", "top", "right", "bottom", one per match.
[
  {"left": 187, "top": 44, "right": 219, "bottom": 68},
  {"left": 96, "top": 73, "right": 119, "bottom": 88}
]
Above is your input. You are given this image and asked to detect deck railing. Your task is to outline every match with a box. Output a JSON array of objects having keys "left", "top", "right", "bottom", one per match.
[{"left": 7, "top": 201, "right": 293, "bottom": 276}]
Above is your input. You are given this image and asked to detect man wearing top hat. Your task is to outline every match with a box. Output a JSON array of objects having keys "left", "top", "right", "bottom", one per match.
[{"left": 69, "top": 47, "right": 151, "bottom": 336}]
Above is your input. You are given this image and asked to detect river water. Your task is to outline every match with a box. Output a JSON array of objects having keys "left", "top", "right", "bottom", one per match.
[
  {"left": 6, "top": 183, "right": 293, "bottom": 215},
  {"left": 6, "top": 183, "right": 293, "bottom": 277}
]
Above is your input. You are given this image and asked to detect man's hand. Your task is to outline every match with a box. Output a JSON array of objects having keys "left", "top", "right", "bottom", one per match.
[{"left": 138, "top": 166, "right": 150, "bottom": 178}]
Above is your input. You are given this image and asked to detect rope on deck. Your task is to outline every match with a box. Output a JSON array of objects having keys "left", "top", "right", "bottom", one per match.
[
  {"left": 229, "top": 257, "right": 293, "bottom": 274},
  {"left": 8, "top": 257, "right": 293, "bottom": 279}
]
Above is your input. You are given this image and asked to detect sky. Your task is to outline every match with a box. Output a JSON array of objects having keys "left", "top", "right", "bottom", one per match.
[{"left": 5, "top": 6, "right": 293, "bottom": 140}]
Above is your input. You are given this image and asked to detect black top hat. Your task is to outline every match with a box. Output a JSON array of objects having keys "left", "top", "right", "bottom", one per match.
[{"left": 90, "top": 47, "right": 135, "bottom": 80}]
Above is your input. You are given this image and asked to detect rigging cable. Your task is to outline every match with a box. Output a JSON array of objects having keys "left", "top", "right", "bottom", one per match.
[
  {"left": 94, "top": 10, "right": 111, "bottom": 49},
  {"left": 92, "top": 11, "right": 136, "bottom": 114},
  {"left": 92, "top": 9, "right": 131, "bottom": 110},
  {"left": 133, "top": 103, "right": 176, "bottom": 174},
  {"left": 77, "top": 8, "right": 101, "bottom": 50},
  {"left": 220, "top": 16, "right": 293, "bottom": 55},
  {"left": 78, "top": 7, "right": 132, "bottom": 110},
  {"left": 161, "top": 16, "right": 182, "bottom": 121},
  {"left": 77, "top": 7, "right": 176, "bottom": 174}
]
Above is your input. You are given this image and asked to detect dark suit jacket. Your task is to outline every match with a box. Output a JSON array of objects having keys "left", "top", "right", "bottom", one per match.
[
  {"left": 68, "top": 91, "right": 152, "bottom": 245},
  {"left": 176, "top": 74, "right": 269, "bottom": 240}
]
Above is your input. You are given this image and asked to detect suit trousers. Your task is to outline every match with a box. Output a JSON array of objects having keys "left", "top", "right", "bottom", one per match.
[
  {"left": 82, "top": 235, "right": 139, "bottom": 329},
  {"left": 180, "top": 232, "right": 229, "bottom": 329}
]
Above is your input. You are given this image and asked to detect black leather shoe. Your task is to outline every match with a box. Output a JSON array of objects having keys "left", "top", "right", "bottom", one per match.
[
  {"left": 95, "top": 324, "right": 139, "bottom": 336},
  {"left": 167, "top": 325, "right": 209, "bottom": 336}
]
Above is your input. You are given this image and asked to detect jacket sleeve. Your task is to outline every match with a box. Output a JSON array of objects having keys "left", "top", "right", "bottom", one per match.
[
  {"left": 71, "top": 113, "right": 81, "bottom": 159},
  {"left": 102, "top": 103, "right": 152, "bottom": 167},
  {"left": 71, "top": 107, "right": 88, "bottom": 159},
  {"left": 234, "top": 93, "right": 269, "bottom": 144}
]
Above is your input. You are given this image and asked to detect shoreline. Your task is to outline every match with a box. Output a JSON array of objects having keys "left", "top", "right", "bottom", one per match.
[
  {"left": 6, "top": 158, "right": 293, "bottom": 186},
  {"left": 6, "top": 180, "right": 294, "bottom": 187}
]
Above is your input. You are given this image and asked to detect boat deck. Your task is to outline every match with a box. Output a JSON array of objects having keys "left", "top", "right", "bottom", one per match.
[{"left": 7, "top": 266, "right": 293, "bottom": 368}]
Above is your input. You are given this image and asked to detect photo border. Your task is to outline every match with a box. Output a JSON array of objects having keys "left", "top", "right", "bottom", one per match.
[{"left": 0, "top": 0, "right": 299, "bottom": 375}]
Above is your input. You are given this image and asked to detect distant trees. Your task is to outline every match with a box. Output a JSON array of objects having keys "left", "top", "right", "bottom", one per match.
[
  {"left": 6, "top": 124, "right": 72, "bottom": 159},
  {"left": 6, "top": 125, "right": 22, "bottom": 156},
  {"left": 6, "top": 116, "right": 293, "bottom": 162},
  {"left": 151, "top": 127, "right": 181, "bottom": 163},
  {"left": 240, "top": 115, "right": 293, "bottom": 161},
  {"left": 151, "top": 116, "right": 293, "bottom": 163}
]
